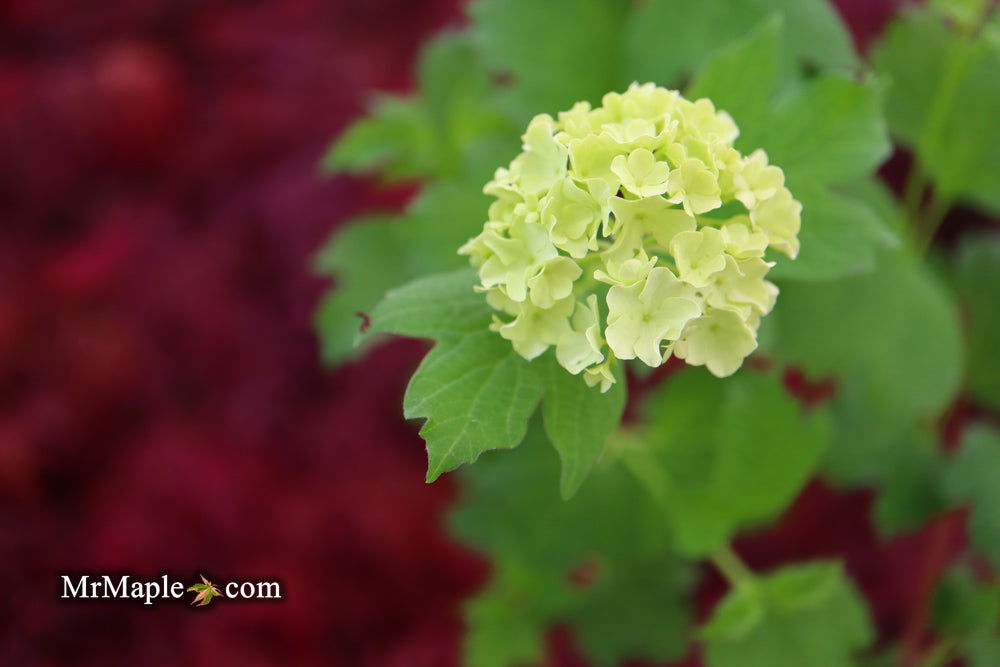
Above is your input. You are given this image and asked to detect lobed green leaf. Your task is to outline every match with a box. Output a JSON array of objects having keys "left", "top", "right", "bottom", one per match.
[
  {"left": 367, "top": 269, "right": 490, "bottom": 341},
  {"left": 637, "top": 370, "right": 830, "bottom": 557},
  {"left": 540, "top": 356, "right": 625, "bottom": 499},
  {"left": 452, "top": 425, "right": 692, "bottom": 667},
  {"left": 756, "top": 74, "right": 890, "bottom": 188},
  {"left": 321, "top": 96, "right": 435, "bottom": 181},
  {"left": 872, "top": 429, "right": 949, "bottom": 536},
  {"left": 689, "top": 19, "right": 893, "bottom": 282},
  {"left": 404, "top": 330, "right": 544, "bottom": 482},
  {"left": 686, "top": 16, "right": 781, "bottom": 149},
  {"left": 873, "top": 9, "right": 1000, "bottom": 213},
  {"left": 470, "top": 0, "right": 629, "bottom": 113},
  {"left": 623, "top": 0, "right": 857, "bottom": 89},
  {"left": 702, "top": 561, "right": 874, "bottom": 667},
  {"left": 764, "top": 251, "right": 963, "bottom": 484}
]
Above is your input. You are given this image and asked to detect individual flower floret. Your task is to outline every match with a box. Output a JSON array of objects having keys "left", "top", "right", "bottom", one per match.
[
  {"left": 666, "top": 158, "right": 723, "bottom": 215},
  {"left": 527, "top": 257, "right": 582, "bottom": 308},
  {"left": 750, "top": 187, "right": 802, "bottom": 258},
  {"left": 669, "top": 228, "right": 728, "bottom": 288},
  {"left": 513, "top": 115, "right": 568, "bottom": 193},
  {"left": 460, "top": 83, "right": 802, "bottom": 390},
  {"left": 720, "top": 218, "right": 769, "bottom": 258},
  {"left": 492, "top": 297, "right": 574, "bottom": 360},
  {"left": 672, "top": 308, "right": 758, "bottom": 378},
  {"left": 704, "top": 256, "right": 779, "bottom": 319},
  {"left": 542, "top": 178, "right": 606, "bottom": 258},
  {"left": 556, "top": 295, "right": 606, "bottom": 374},
  {"left": 605, "top": 267, "right": 701, "bottom": 367},
  {"left": 611, "top": 149, "right": 671, "bottom": 197},
  {"left": 730, "top": 149, "right": 785, "bottom": 209}
]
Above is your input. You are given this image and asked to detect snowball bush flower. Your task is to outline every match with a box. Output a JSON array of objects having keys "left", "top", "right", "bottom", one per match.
[{"left": 460, "top": 83, "right": 801, "bottom": 391}]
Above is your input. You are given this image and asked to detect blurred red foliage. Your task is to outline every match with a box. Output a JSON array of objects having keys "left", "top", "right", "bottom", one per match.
[
  {"left": 0, "top": 1, "right": 487, "bottom": 664},
  {"left": 0, "top": 0, "right": 966, "bottom": 665}
]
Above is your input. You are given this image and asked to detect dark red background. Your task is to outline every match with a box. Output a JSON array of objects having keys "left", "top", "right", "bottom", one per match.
[{"left": 1, "top": 1, "right": 966, "bottom": 665}]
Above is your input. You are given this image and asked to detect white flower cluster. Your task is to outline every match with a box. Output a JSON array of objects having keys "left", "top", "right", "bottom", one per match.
[{"left": 460, "top": 83, "right": 801, "bottom": 391}]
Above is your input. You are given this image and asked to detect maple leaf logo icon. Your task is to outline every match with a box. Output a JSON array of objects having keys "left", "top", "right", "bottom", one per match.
[{"left": 187, "top": 575, "right": 222, "bottom": 607}]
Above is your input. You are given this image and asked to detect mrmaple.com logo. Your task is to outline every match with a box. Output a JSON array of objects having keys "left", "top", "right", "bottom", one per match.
[{"left": 60, "top": 574, "right": 282, "bottom": 607}]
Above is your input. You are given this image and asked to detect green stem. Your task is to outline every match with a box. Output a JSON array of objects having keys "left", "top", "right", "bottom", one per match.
[{"left": 711, "top": 545, "right": 757, "bottom": 589}]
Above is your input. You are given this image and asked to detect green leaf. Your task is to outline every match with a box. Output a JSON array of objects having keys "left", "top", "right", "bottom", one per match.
[
  {"left": 700, "top": 584, "right": 765, "bottom": 641},
  {"left": 367, "top": 269, "right": 490, "bottom": 341},
  {"left": 757, "top": 74, "right": 890, "bottom": 188},
  {"left": 404, "top": 329, "right": 543, "bottom": 482},
  {"left": 568, "top": 558, "right": 692, "bottom": 666},
  {"left": 464, "top": 561, "right": 563, "bottom": 667},
  {"left": 767, "top": 185, "right": 892, "bottom": 281},
  {"left": 945, "top": 425, "right": 1000, "bottom": 568},
  {"left": 623, "top": 0, "right": 858, "bottom": 89},
  {"left": 366, "top": 269, "right": 544, "bottom": 482},
  {"left": 836, "top": 177, "right": 907, "bottom": 241},
  {"left": 470, "top": 0, "right": 629, "bottom": 112},
  {"left": 323, "top": 31, "right": 512, "bottom": 182},
  {"left": 452, "top": 424, "right": 693, "bottom": 667},
  {"left": 872, "top": 429, "right": 948, "bottom": 536},
  {"left": 872, "top": 9, "right": 1000, "bottom": 213},
  {"left": 765, "top": 251, "right": 963, "bottom": 484},
  {"left": 932, "top": 567, "right": 1000, "bottom": 667},
  {"left": 314, "top": 30, "right": 522, "bottom": 363},
  {"left": 953, "top": 234, "right": 1000, "bottom": 409},
  {"left": 321, "top": 97, "right": 435, "bottom": 181},
  {"left": 870, "top": 11, "right": 947, "bottom": 145},
  {"left": 540, "top": 356, "right": 625, "bottom": 499},
  {"left": 933, "top": 567, "right": 999, "bottom": 640},
  {"left": 368, "top": 270, "right": 632, "bottom": 489},
  {"left": 687, "top": 16, "right": 781, "bottom": 148},
  {"left": 689, "top": 20, "right": 892, "bottom": 281},
  {"left": 418, "top": 32, "right": 511, "bottom": 176},
  {"left": 764, "top": 561, "right": 842, "bottom": 611},
  {"left": 313, "top": 216, "right": 417, "bottom": 363},
  {"left": 703, "top": 562, "right": 874, "bottom": 667},
  {"left": 314, "top": 176, "right": 497, "bottom": 364},
  {"left": 637, "top": 370, "right": 830, "bottom": 557}
]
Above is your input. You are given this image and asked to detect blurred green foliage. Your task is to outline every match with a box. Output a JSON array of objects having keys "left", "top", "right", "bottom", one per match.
[
  {"left": 873, "top": 3, "right": 1000, "bottom": 214},
  {"left": 631, "top": 370, "right": 830, "bottom": 558},
  {"left": 454, "top": 422, "right": 693, "bottom": 667},
  {"left": 945, "top": 427, "right": 1000, "bottom": 569},
  {"left": 953, "top": 236, "right": 1000, "bottom": 409},
  {"left": 932, "top": 566, "right": 1000, "bottom": 665}
]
